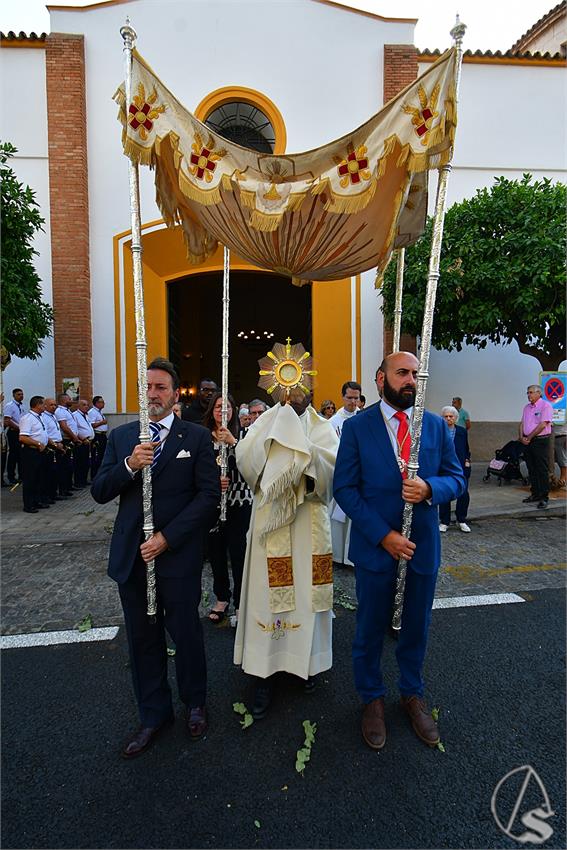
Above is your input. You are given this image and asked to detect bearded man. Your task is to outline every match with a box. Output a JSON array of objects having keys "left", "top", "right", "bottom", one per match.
[
  {"left": 91, "top": 358, "right": 219, "bottom": 758},
  {"left": 333, "top": 352, "right": 464, "bottom": 751},
  {"left": 234, "top": 388, "right": 338, "bottom": 720}
]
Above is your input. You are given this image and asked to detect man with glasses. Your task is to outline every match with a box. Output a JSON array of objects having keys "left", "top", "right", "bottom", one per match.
[{"left": 182, "top": 378, "right": 218, "bottom": 424}]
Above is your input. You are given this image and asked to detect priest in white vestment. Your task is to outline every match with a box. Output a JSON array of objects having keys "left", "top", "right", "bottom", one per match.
[{"left": 234, "top": 389, "right": 339, "bottom": 718}]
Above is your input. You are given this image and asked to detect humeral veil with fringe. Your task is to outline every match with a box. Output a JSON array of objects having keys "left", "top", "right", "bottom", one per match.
[{"left": 234, "top": 403, "right": 339, "bottom": 680}]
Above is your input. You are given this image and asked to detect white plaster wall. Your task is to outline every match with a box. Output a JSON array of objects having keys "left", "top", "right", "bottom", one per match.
[
  {"left": 402, "top": 60, "right": 567, "bottom": 421},
  {"left": 50, "top": 0, "right": 415, "bottom": 411},
  {"left": 0, "top": 46, "right": 55, "bottom": 399},
  {"left": 359, "top": 268, "right": 383, "bottom": 404}
]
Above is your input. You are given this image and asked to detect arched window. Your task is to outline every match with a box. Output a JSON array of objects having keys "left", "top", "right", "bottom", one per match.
[{"left": 195, "top": 86, "right": 287, "bottom": 154}]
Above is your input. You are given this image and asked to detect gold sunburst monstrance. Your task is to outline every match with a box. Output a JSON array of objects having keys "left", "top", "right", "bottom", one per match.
[{"left": 258, "top": 337, "right": 317, "bottom": 403}]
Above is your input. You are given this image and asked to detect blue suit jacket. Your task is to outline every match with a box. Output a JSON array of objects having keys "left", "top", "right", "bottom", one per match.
[
  {"left": 333, "top": 402, "right": 465, "bottom": 575},
  {"left": 91, "top": 419, "right": 220, "bottom": 584}
]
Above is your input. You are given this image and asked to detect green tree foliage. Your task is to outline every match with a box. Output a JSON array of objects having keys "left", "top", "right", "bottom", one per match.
[
  {"left": 1, "top": 142, "right": 53, "bottom": 360},
  {"left": 381, "top": 175, "right": 566, "bottom": 371}
]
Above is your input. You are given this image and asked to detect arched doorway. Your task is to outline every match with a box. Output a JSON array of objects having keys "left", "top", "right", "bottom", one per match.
[{"left": 168, "top": 270, "right": 311, "bottom": 405}]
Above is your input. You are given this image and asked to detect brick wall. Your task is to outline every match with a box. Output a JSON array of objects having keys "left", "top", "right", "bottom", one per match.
[
  {"left": 46, "top": 33, "right": 92, "bottom": 402},
  {"left": 382, "top": 45, "right": 418, "bottom": 357}
]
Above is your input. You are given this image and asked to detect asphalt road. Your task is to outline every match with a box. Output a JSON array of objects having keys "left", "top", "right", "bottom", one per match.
[{"left": 2, "top": 587, "right": 565, "bottom": 850}]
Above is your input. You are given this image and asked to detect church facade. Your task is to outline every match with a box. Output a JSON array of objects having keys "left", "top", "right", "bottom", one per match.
[{"left": 1, "top": 0, "right": 565, "bottom": 454}]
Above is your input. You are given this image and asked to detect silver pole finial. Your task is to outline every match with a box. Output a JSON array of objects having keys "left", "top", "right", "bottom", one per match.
[
  {"left": 450, "top": 14, "right": 466, "bottom": 46},
  {"left": 120, "top": 18, "right": 137, "bottom": 49}
]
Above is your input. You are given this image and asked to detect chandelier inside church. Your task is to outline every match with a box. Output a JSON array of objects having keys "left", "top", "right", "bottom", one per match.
[{"left": 237, "top": 329, "right": 275, "bottom": 347}]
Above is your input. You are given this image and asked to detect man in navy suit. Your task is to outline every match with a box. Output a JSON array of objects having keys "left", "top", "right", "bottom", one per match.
[
  {"left": 333, "top": 352, "right": 464, "bottom": 750},
  {"left": 91, "top": 358, "right": 219, "bottom": 758}
]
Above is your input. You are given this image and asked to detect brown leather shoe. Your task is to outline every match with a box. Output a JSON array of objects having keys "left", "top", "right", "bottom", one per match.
[
  {"left": 400, "top": 695, "right": 440, "bottom": 746},
  {"left": 121, "top": 717, "right": 173, "bottom": 759},
  {"left": 361, "top": 698, "right": 386, "bottom": 750},
  {"left": 187, "top": 706, "right": 208, "bottom": 740}
]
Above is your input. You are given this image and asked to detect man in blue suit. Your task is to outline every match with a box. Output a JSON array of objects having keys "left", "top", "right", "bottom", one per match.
[
  {"left": 333, "top": 352, "right": 464, "bottom": 750},
  {"left": 92, "top": 358, "right": 219, "bottom": 758}
]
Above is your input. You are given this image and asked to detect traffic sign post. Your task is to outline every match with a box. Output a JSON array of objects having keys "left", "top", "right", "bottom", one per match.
[{"left": 540, "top": 371, "right": 566, "bottom": 425}]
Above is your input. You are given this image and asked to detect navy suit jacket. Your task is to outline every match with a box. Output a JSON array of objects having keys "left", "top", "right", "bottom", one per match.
[
  {"left": 333, "top": 402, "right": 465, "bottom": 575},
  {"left": 91, "top": 418, "right": 220, "bottom": 584},
  {"left": 452, "top": 425, "right": 471, "bottom": 478}
]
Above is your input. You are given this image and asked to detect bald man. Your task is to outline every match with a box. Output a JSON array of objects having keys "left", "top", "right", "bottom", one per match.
[{"left": 333, "top": 352, "right": 464, "bottom": 751}]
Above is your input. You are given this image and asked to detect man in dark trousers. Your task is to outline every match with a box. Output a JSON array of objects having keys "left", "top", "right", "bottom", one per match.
[
  {"left": 91, "top": 358, "right": 219, "bottom": 758},
  {"left": 333, "top": 352, "right": 464, "bottom": 751}
]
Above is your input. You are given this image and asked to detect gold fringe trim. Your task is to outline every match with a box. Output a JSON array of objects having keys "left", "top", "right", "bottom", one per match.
[
  {"left": 239, "top": 189, "right": 256, "bottom": 210},
  {"left": 249, "top": 209, "right": 285, "bottom": 233},
  {"left": 286, "top": 191, "right": 308, "bottom": 212},
  {"left": 178, "top": 168, "right": 223, "bottom": 206},
  {"left": 122, "top": 134, "right": 154, "bottom": 166}
]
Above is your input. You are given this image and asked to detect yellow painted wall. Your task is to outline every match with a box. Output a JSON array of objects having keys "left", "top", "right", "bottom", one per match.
[{"left": 312, "top": 278, "right": 352, "bottom": 409}]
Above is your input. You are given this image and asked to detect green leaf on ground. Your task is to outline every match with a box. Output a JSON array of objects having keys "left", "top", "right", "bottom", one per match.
[
  {"left": 437, "top": 741, "right": 446, "bottom": 753},
  {"left": 201, "top": 591, "right": 210, "bottom": 607},
  {"left": 431, "top": 706, "right": 439, "bottom": 721},
  {"left": 233, "top": 702, "right": 247, "bottom": 715},
  {"left": 76, "top": 614, "right": 93, "bottom": 632},
  {"left": 240, "top": 713, "right": 254, "bottom": 729},
  {"left": 167, "top": 647, "right": 176, "bottom": 657},
  {"left": 254, "top": 820, "right": 261, "bottom": 829}
]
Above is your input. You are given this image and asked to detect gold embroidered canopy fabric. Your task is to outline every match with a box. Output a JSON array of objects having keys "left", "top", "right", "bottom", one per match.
[{"left": 114, "top": 49, "right": 457, "bottom": 284}]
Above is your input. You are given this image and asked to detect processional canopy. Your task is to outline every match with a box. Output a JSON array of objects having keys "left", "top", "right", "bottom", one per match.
[{"left": 114, "top": 48, "right": 457, "bottom": 284}]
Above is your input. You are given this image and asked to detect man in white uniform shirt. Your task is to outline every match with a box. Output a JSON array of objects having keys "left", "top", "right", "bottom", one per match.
[
  {"left": 55, "top": 394, "right": 80, "bottom": 496},
  {"left": 42, "top": 398, "right": 67, "bottom": 501},
  {"left": 88, "top": 395, "right": 108, "bottom": 479},
  {"left": 19, "top": 396, "right": 49, "bottom": 513},
  {"left": 73, "top": 399, "right": 95, "bottom": 487},
  {"left": 4, "top": 387, "right": 26, "bottom": 484},
  {"left": 329, "top": 381, "right": 362, "bottom": 567}
]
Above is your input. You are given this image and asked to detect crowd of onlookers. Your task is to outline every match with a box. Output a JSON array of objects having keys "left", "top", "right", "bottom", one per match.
[{"left": 1, "top": 388, "right": 108, "bottom": 513}]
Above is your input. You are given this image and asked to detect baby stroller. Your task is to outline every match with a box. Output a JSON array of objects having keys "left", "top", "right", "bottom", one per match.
[{"left": 483, "top": 439, "right": 528, "bottom": 486}]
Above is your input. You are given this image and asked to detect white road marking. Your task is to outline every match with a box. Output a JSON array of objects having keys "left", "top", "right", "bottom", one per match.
[
  {"left": 0, "top": 626, "right": 119, "bottom": 649},
  {"left": 433, "top": 593, "right": 525, "bottom": 609}
]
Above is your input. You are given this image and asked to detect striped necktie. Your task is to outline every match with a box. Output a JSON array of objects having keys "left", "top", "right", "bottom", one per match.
[{"left": 149, "top": 422, "right": 164, "bottom": 470}]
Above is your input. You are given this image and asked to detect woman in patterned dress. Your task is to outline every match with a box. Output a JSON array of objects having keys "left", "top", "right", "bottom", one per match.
[{"left": 203, "top": 392, "right": 253, "bottom": 625}]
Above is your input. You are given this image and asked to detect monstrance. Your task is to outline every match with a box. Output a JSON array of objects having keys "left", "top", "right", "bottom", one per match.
[{"left": 258, "top": 337, "right": 317, "bottom": 403}]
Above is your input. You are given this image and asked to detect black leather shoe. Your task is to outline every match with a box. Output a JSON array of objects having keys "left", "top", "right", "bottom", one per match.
[
  {"left": 186, "top": 706, "right": 208, "bottom": 740},
  {"left": 537, "top": 500, "right": 549, "bottom": 510},
  {"left": 23, "top": 507, "right": 39, "bottom": 514},
  {"left": 36, "top": 503, "right": 51, "bottom": 509},
  {"left": 121, "top": 716, "right": 174, "bottom": 759},
  {"left": 522, "top": 496, "right": 539, "bottom": 503},
  {"left": 304, "top": 676, "right": 317, "bottom": 693},
  {"left": 252, "top": 679, "right": 273, "bottom": 719}
]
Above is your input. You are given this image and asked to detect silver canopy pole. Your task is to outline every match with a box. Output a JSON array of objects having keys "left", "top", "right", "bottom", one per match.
[
  {"left": 392, "top": 248, "right": 405, "bottom": 353},
  {"left": 392, "top": 17, "right": 466, "bottom": 631},
  {"left": 219, "top": 246, "right": 230, "bottom": 522},
  {"left": 121, "top": 20, "right": 156, "bottom": 618}
]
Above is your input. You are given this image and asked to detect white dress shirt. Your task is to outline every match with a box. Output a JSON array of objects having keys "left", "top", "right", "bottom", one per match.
[
  {"left": 4, "top": 399, "right": 26, "bottom": 426},
  {"left": 41, "top": 411, "right": 63, "bottom": 442},
  {"left": 19, "top": 412, "right": 48, "bottom": 447},
  {"left": 55, "top": 405, "right": 78, "bottom": 437},
  {"left": 74, "top": 410, "right": 95, "bottom": 440},
  {"left": 88, "top": 406, "right": 108, "bottom": 432},
  {"left": 380, "top": 399, "right": 414, "bottom": 457}
]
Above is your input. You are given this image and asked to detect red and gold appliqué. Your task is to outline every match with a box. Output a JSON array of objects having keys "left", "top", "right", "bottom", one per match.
[
  {"left": 189, "top": 132, "right": 226, "bottom": 183},
  {"left": 128, "top": 82, "right": 165, "bottom": 141},
  {"left": 334, "top": 143, "right": 371, "bottom": 188},
  {"left": 403, "top": 82, "right": 440, "bottom": 146}
]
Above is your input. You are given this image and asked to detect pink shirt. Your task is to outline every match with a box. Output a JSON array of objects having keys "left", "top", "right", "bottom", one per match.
[{"left": 522, "top": 397, "right": 553, "bottom": 437}]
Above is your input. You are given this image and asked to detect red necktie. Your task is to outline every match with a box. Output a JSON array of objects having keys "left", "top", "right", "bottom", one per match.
[{"left": 394, "top": 411, "right": 410, "bottom": 479}]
